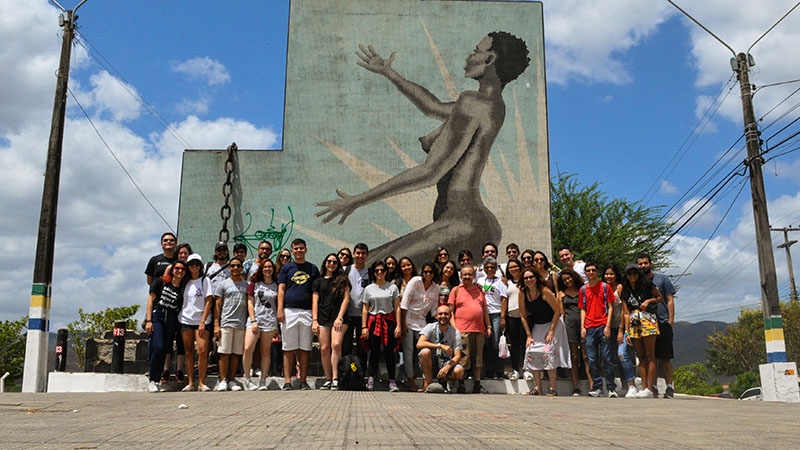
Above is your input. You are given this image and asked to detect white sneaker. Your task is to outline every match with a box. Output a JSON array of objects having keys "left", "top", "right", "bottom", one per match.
[
  {"left": 523, "top": 371, "right": 534, "bottom": 381},
  {"left": 608, "top": 390, "right": 618, "bottom": 398},
  {"left": 216, "top": 380, "right": 229, "bottom": 391},
  {"left": 389, "top": 380, "right": 400, "bottom": 392},
  {"left": 588, "top": 389, "right": 603, "bottom": 397},
  {"left": 230, "top": 380, "right": 243, "bottom": 391},
  {"left": 509, "top": 370, "right": 520, "bottom": 381},
  {"left": 625, "top": 386, "right": 638, "bottom": 398},
  {"left": 635, "top": 388, "right": 652, "bottom": 398},
  {"left": 244, "top": 378, "right": 258, "bottom": 391},
  {"left": 258, "top": 378, "right": 268, "bottom": 391},
  {"left": 148, "top": 381, "right": 160, "bottom": 393}
]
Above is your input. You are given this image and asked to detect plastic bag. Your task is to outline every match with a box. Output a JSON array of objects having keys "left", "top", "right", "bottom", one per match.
[{"left": 498, "top": 333, "right": 510, "bottom": 359}]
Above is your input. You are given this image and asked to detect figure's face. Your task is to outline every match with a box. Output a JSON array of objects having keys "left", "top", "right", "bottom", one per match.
[
  {"left": 506, "top": 247, "right": 519, "bottom": 260},
  {"left": 262, "top": 262, "right": 275, "bottom": 279},
  {"left": 484, "top": 263, "right": 497, "bottom": 278},
  {"left": 637, "top": 258, "right": 652, "bottom": 275},
  {"left": 507, "top": 262, "right": 521, "bottom": 279},
  {"left": 626, "top": 271, "right": 639, "bottom": 283},
  {"left": 177, "top": 247, "right": 190, "bottom": 261},
  {"left": 483, "top": 245, "right": 497, "bottom": 259},
  {"left": 604, "top": 268, "right": 617, "bottom": 284},
  {"left": 585, "top": 265, "right": 599, "bottom": 282},
  {"left": 338, "top": 249, "right": 352, "bottom": 266},
  {"left": 234, "top": 249, "right": 247, "bottom": 261},
  {"left": 422, "top": 266, "right": 435, "bottom": 281},
  {"left": 533, "top": 253, "right": 546, "bottom": 268},
  {"left": 436, "top": 307, "right": 452, "bottom": 325},
  {"left": 353, "top": 248, "right": 368, "bottom": 266},
  {"left": 291, "top": 243, "right": 306, "bottom": 260},
  {"left": 558, "top": 249, "right": 573, "bottom": 266},
  {"left": 465, "top": 36, "right": 495, "bottom": 80},
  {"left": 171, "top": 264, "right": 186, "bottom": 281},
  {"left": 385, "top": 258, "right": 397, "bottom": 273},
  {"left": 442, "top": 262, "right": 455, "bottom": 279},
  {"left": 229, "top": 260, "right": 243, "bottom": 277},
  {"left": 460, "top": 267, "right": 475, "bottom": 286},
  {"left": 161, "top": 234, "right": 176, "bottom": 252},
  {"left": 400, "top": 260, "right": 413, "bottom": 277},
  {"left": 561, "top": 274, "right": 573, "bottom": 287},
  {"left": 437, "top": 249, "right": 449, "bottom": 263}
]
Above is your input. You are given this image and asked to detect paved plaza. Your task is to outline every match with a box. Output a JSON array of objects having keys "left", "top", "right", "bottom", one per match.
[{"left": 1, "top": 391, "right": 798, "bottom": 449}]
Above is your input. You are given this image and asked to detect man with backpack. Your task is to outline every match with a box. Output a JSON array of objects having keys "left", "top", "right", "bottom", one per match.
[{"left": 579, "top": 262, "right": 617, "bottom": 397}]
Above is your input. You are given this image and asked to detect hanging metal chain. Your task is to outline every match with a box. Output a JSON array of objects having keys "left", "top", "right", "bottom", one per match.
[{"left": 219, "top": 142, "right": 237, "bottom": 243}]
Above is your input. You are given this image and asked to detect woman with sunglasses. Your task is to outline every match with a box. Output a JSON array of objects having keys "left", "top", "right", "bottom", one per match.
[
  {"left": 393, "top": 257, "right": 417, "bottom": 294},
  {"left": 437, "top": 260, "right": 459, "bottom": 305},
  {"left": 620, "top": 264, "right": 662, "bottom": 398},
  {"left": 433, "top": 247, "right": 449, "bottom": 272},
  {"left": 503, "top": 258, "right": 524, "bottom": 380},
  {"left": 400, "top": 261, "right": 439, "bottom": 391},
  {"left": 384, "top": 255, "right": 400, "bottom": 282},
  {"left": 558, "top": 268, "right": 590, "bottom": 396},
  {"left": 242, "top": 259, "right": 279, "bottom": 391},
  {"left": 518, "top": 268, "right": 570, "bottom": 396},
  {"left": 520, "top": 249, "right": 536, "bottom": 270},
  {"left": 532, "top": 251, "right": 559, "bottom": 298},
  {"left": 163, "top": 243, "right": 193, "bottom": 382},
  {"left": 145, "top": 260, "right": 188, "bottom": 392},
  {"left": 361, "top": 260, "right": 402, "bottom": 392},
  {"left": 338, "top": 247, "right": 353, "bottom": 267},
  {"left": 312, "top": 254, "right": 351, "bottom": 390},
  {"left": 275, "top": 249, "right": 292, "bottom": 274},
  {"left": 178, "top": 254, "right": 213, "bottom": 391}
]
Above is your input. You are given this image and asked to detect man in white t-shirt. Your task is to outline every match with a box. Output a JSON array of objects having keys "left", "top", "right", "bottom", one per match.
[
  {"left": 477, "top": 257, "right": 507, "bottom": 379},
  {"left": 558, "top": 247, "right": 587, "bottom": 282},
  {"left": 343, "top": 243, "right": 370, "bottom": 362}
]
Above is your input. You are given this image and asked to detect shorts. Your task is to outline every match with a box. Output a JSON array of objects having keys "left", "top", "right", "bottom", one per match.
[
  {"left": 628, "top": 311, "right": 660, "bottom": 340},
  {"left": 180, "top": 322, "right": 213, "bottom": 331},
  {"left": 281, "top": 308, "right": 313, "bottom": 351},
  {"left": 219, "top": 327, "right": 245, "bottom": 355},
  {"left": 655, "top": 321, "right": 674, "bottom": 360},
  {"left": 460, "top": 332, "right": 485, "bottom": 371}
]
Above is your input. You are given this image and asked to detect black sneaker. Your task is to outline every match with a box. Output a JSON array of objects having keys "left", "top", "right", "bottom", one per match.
[
  {"left": 472, "top": 382, "right": 482, "bottom": 394},
  {"left": 664, "top": 386, "right": 674, "bottom": 399},
  {"left": 571, "top": 388, "right": 581, "bottom": 397},
  {"left": 456, "top": 381, "right": 466, "bottom": 394},
  {"left": 652, "top": 386, "right": 659, "bottom": 398},
  {"left": 282, "top": 382, "right": 293, "bottom": 390}
]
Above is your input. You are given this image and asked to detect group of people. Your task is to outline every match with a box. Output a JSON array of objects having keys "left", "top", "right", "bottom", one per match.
[{"left": 144, "top": 235, "right": 676, "bottom": 398}]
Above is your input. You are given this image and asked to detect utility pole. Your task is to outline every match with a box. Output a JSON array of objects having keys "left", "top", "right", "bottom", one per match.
[
  {"left": 771, "top": 226, "right": 799, "bottom": 303},
  {"left": 668, "top": 0, "right": 800, "bottom": 402},
  {"left": 22, "top": 0, "right": 88, "bottom": 393}
]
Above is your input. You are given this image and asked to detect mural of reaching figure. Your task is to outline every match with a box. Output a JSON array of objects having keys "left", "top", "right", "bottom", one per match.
[{"left": 315, "top": 31, "right": 530, "bottom": 264}]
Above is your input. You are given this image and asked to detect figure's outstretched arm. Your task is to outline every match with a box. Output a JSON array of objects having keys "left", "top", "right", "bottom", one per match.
[
  {"left": 315, "top": 101, "right": 480, "bottom": 225},
  {"left": 356, "top": 44, "right": 454, "bottom": 121}
]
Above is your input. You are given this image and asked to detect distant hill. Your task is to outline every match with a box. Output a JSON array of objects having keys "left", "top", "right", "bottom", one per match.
[{"left": 673, "top": 320, "right": 729, "bottom": 368}]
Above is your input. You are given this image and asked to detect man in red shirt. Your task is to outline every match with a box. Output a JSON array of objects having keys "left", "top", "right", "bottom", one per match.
[
  {"left": 579, "top": 262, "right": 617, "bottom": 397},
  {"left": 448, "top": 265, "right": 492, "bottom": 393}
]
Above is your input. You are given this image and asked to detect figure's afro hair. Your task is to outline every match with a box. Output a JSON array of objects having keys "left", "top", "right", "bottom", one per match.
[{"left": 488, "top": 31, "right": 530, "bottom": 87}]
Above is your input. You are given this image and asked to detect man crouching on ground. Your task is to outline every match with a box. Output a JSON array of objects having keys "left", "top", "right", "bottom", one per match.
[{"left": 417, "top": 305, "right": 465, "bottom": 393}]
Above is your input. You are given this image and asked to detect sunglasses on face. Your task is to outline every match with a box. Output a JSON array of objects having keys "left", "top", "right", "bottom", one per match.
[
  {"left": 162, "top": 239, "right": 175, "bottom": 243},
  {"left": 279, "top": 255, "right": 290, "bottom": 259},
  {"left": 229, "top": 264, "right": 242, "bottom": 268},
  {"left": 460, "top": 259, "right": 471, "bottom": 263},
  {"left": 374, "top": 268, "right": 386, "bottom": 273},
  {"left": 326, "top": 259, "right": 339, "bottom": 264},
  {"left": 339, "top": 252, "right": 350, "bottom": 257},
  {"left": 585, "top": 268, "right": 598, "bottom": 273},
  {"left": 422, "top": 270, "right": 434, "bottom": 275},
  {"left": 533, "top": 258, "right": 545, "bottom": 262},
  {"left": 173, "top": 267, "right": 185, "bottom": 272},
  {"left": 438, "top": 252, "right": 448, "bottom": 257},
  {"left": 485, "top": 266, "right": 496, "bottom": 270},
  {"left": 522, "top": 256, "right": 533, "bottom": 261},
  {"left": 523, "top": 275, "right": 536, "bottom": 281}
]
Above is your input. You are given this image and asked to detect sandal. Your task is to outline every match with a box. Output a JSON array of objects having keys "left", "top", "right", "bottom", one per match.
[
  {"left": 528, "top": 386, "right": 541, "bottom": 396},
  {"left": 160, "top": 370, "right": 171, "bottom": 383},
  {"left": 175, "top": 370, "right": 186, "bottom": 382},
  {"left": 547, "top": 387, "right": 557, "bottom": 397}
]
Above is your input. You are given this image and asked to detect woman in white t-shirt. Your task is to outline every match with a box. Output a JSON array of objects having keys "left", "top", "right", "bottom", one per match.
[
  {"left": 242, "top": 259, "right": 279, "bottom": 391},
  {"left": 179, "top": 254, "right": 213, "bottom": 391},
  {"left": 361, "top": 260, "right": 402, "bottom": 392},
  {"left": 400, "top": 262, "right": 439, "bottom": 391}
]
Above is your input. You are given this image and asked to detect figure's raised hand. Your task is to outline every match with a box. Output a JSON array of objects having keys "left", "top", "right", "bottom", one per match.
[
  {"left": 356, "top": 44, "right": 396, "bottom": 75},
  {"left": 314, "top": 189, "right": 358, "bottom": 225}
]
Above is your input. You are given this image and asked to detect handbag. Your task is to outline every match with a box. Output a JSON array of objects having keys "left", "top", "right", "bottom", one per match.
[{"left": 498, "top": 330, "right": 510, "bottom": 359}]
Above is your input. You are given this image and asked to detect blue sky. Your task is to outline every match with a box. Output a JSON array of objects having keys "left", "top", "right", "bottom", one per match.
[{"left": 1, "top": 0, "right": 799, "bottom": 327}]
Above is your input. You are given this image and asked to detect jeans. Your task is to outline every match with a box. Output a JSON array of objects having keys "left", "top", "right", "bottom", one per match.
[
  {"left": 149, "top": 307, "right": 179, "bottom": 382},
  {"left": 617, "top": 335, "right": 637, "bottom": 382},
  {"left": 402, "top": 329, "right": 422, "bottom": 380},
  {"left": 506, "top": 316, "right": 523, "bottom": 372},
  {"left": 482, "top": 313, "right": 502, "bottom": 376},
  {"left": 585, "top": 325, "right": 616, "bottom": 391}
]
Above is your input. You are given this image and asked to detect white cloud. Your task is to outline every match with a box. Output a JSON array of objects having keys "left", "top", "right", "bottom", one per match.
[
  {"left": 176, "top": 97, "right": 210, "bottom": 115},
  {"left": 88, "top": 71, "right": 142, "bottom": 122},
  {"left": 171, "top": 56, "right": 231, "bottom": 86},
  {"left": 660, "top": 180, "right": 678, "bottom": 194},
  {"left": 668, "top": 197, "right": 723, "bottom": 231},
  {"left": 544, "top": 1, "right": 673, "bottom": 84}
]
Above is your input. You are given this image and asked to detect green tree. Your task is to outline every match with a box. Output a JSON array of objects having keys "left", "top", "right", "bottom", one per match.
[
  {"left": 66, "top": 305, "right": 140, "bottom": 368},
  {"left": 550, "top": 172, "right": 673, "bottom": 269},
  {"left": 0, "top": 316, "right": 27, "bottom": 385},
  {"left": 706, "top": 301, "right": 799, "bottom": 376},
  {"left": 730, "top": 371, "right": 760, "bottom": 398},
  {"left": 674, "top": 362, "right": 721, "bottom": 396}
]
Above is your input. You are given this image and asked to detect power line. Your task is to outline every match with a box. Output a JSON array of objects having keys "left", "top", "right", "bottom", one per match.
[
  {"left": 73, "top": 31, "right": 194, "bottom": 151},
  {"left": 67, "top": 87, "right": 176, "bottom": 233}
]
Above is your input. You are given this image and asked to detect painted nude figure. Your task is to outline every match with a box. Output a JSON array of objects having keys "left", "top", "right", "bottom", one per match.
[{"left": 315, "top": 32, "right": 530, "bottom": 263}]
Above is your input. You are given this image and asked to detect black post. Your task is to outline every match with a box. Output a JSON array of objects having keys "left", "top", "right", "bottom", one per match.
[
  {"left": 55, "top": 328, "right": 68, "bottom": 372},
  {"left": 111, "top": 320, "right": 126, "bottom": 374}
]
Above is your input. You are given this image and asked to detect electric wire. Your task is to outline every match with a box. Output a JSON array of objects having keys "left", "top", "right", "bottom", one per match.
[{"left": 67, "top": 87, "right": 176, "bottom": 233}]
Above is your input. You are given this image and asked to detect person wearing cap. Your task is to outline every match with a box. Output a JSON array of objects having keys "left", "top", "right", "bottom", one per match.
[
  {"left": 620, "top": 263, "right": 663, "bottom": 398},
  {"left": 179, "top": 254, "right": 214, "bottom": 391},
  {"left": 207, "top": 241, "right": 231, "bottom": 292}
]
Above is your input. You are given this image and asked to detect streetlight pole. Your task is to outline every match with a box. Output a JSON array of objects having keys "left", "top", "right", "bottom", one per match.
[
  {"left": 772, "top": 227, "right": 799, "bottom": 303},
  {"left": 22, "top": 0, "right": 88, "bottom": 393}
]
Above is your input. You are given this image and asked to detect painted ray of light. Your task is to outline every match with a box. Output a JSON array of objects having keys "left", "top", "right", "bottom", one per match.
[
  {"left": 274, "top": 214, "right": 352, "bottom": 251},
  {"left": 368, "top": 220, "right": 400, "bottom": 240},
  {"left": 419, "top": 14, "right": 459, "bottom": 102},
  {"left": 316, "top": 136, "right": 432, "bottom": 230}
]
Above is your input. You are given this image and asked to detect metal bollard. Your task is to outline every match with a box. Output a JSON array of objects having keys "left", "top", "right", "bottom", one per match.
[
  {"left": 55, "top": 328, "right": 68, "bottom": 372},
  {"left": 111, "top": 320, "right": 126, "bottom": 374}
]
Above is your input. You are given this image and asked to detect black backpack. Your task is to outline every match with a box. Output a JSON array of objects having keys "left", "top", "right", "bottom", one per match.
[{"left": 337, "top": 355, "right": 364, "bottom": 390}]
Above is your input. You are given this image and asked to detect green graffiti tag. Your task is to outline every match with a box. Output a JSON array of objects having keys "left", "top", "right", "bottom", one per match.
[{"left": 233, "top": 207, "right": 294, "bottom": 255}]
